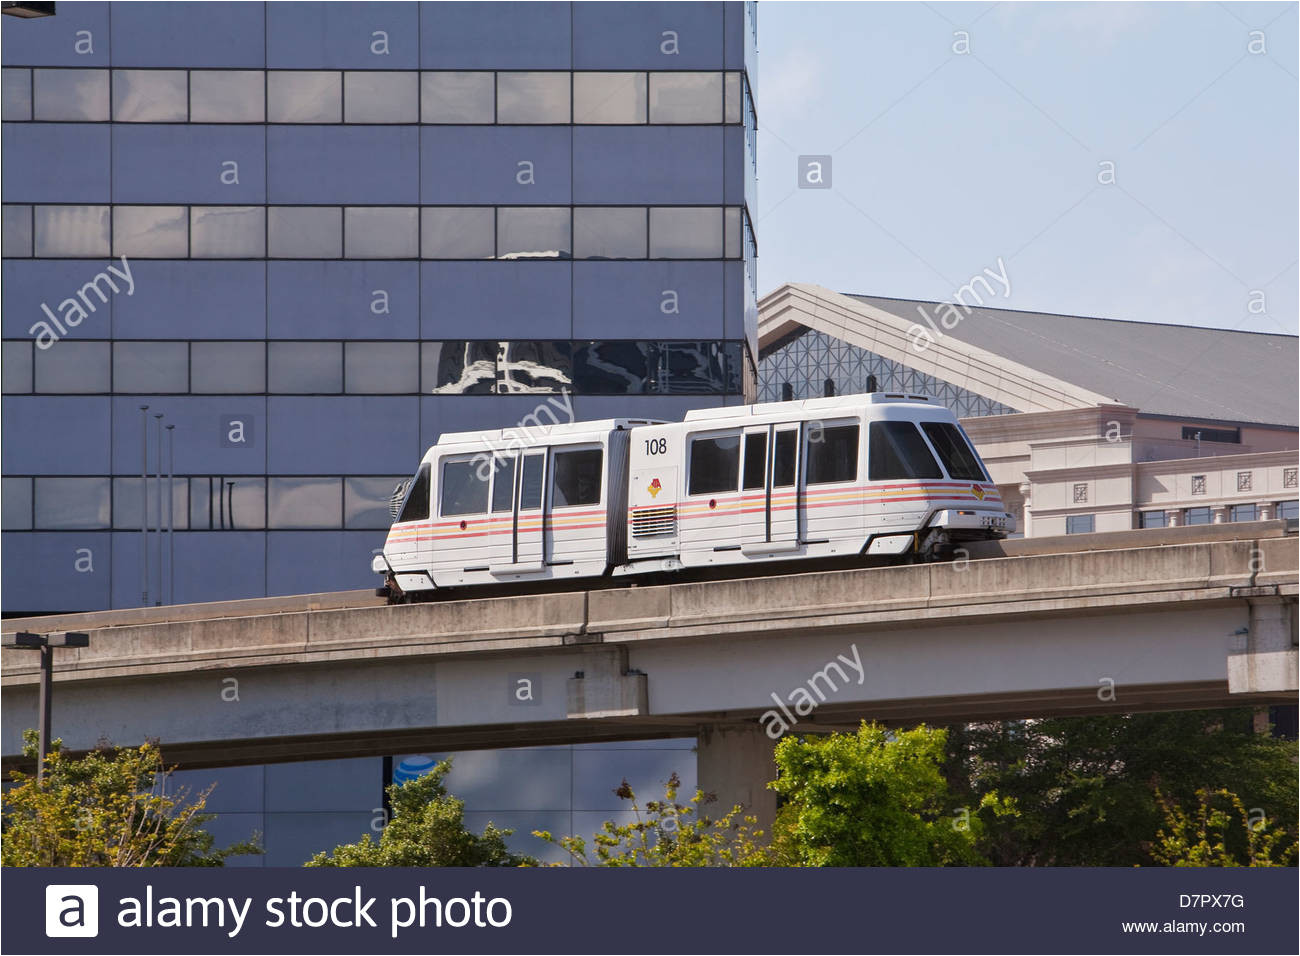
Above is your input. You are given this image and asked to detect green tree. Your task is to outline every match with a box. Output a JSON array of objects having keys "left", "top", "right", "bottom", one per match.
[
  {"left": 769, "top": 722, "right": 1015, "bottom": 866},
  {"left": 2, "top": 730, "right": 258, "bottom": 867},
  {"left": 534, "top": 773, "right": 769, "bottom": 866},
  {"left": 1149, "top": 787, "right": 1297, "bottom": 867},
  {"left": 306, "top": 759, "right": 534, "bottom": 867}
]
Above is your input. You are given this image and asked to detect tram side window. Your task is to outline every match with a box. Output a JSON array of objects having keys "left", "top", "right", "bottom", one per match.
[
  {"left": 397, "top": 463, "right": 430, "bottom": 523},
  {"left": 520, "top": 454, "right": 545, "bottom": 509},
  {"left": 552, "top": 448, "right": 603, "bottom": 507},
  {"left": 772, "top": 430, "right": 797, "bottom": 487},
  {"left": 490, "top": 456, "right": 516, "bottom": 513},
  {"left": 742, "top": 433, "right": 767, "bottom": 490},
  {"left": 869, "top": 421, "right": 943, "bottom": 480},
  {"left": 806, "top": 424, "right": 859, "bottom": 485},
  {"left": 688, "top": 433, "right": 740, "bottom": 495},
  {"left": 441, "top": 459, "right": 489, "bottom": 516},
  {"left": 921, "top": 421, "right": 987, "bottom": 481}
]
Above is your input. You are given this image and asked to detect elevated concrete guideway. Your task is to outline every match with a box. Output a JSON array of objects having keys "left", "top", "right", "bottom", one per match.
[{"left": 5, "top": 520, "right": 1295, "bottom": 764}]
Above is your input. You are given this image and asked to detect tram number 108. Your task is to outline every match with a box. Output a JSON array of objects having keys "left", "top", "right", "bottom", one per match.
[{"left": 644, "top": 438, "right": 668, "bottom": 456}]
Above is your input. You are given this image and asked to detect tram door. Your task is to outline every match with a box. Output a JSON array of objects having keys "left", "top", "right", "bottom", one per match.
[
  {"left": 739, "top": 424, "right": 802, "bottom": 554},
  {"left": 513, "top": 452, "right": 546, "bottom": 569}
]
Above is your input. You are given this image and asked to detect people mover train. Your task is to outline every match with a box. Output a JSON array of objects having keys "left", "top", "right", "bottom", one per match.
[{"left": 373, "top": 392, "right": 1012, "bottom": 600}]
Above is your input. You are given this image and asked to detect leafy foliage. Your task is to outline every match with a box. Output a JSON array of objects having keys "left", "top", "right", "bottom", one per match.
[
  {"left": 534, "top": 773, "right": 769, "bottom": 866},
  {"left": 306, "top": 759, "right": 534, "bottom": 867},
  {"left": 1149, "top": 787, "right": 1297, "bottom": 867},
  {"left": 2, "top": 730, "right": 258, "bottom": 867}
]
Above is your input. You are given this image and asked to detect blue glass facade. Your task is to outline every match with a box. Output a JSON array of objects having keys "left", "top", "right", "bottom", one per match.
[{"left": 1, "top": 1, "right": 759, "bottom": 614}]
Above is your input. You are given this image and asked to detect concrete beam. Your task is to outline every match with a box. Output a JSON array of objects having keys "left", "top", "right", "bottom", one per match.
[
  {"left": 697, "top": 723, "right": 777, "bottom": 830},
  {"left": 1228, "top": 596, "right": 1299, "bottom": 695}
]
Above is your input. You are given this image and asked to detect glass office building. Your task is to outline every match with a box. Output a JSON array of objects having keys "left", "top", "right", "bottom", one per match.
[{"left": 2, "top": 1, "right": 756, "bottom": 864}]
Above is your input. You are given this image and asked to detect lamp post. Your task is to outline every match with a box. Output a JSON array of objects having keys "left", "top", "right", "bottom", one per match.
[{"left": 2, "top": 631, "right": 89, "bottom": 781}]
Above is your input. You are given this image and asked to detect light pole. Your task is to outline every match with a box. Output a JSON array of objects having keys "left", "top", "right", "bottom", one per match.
[{"left": 2, "top": 631, "right": 89, "bottom": 781}]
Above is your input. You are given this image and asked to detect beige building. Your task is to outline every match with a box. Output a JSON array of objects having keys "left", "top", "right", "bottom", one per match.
[{"left": 758, "top": 284, "right": 1298, "bottom": 537}]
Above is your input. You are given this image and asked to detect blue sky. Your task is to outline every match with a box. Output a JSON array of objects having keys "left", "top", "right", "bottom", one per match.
[{"left": 754, "top": 1, "right": 1298, "bottom": 336}]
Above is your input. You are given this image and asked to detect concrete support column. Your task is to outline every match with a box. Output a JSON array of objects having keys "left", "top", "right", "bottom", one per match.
[
  {"left": 1018, "top": 482, "right": 1032, "bottom": 537},
  {"left": 1228, "top": 597, "right": 1298, "bottom": 695},
  {"left": 1165, "top": 509, "right": 1182, "bottom": 527},
  {"left": 697, "top": 722, "right": 777, "bottom": 830},
  {"left": 1212, "top": 506, "right": 1228, "bottom": 524},
  {"left": 1257, "top": 502, "right": 1274, "bottom": 521}
]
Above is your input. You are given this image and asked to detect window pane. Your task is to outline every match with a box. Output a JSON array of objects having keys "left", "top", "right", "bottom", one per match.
[
  {"left": 344, "top": 207, "right": 417, "bottom": 258},
  {"left": 688, "top": 434, "right": 739, "bottom": 495},
  {"left": 1139, "top": 510, "right": 1166, "bottom": 529},
  {"left": 345, "top": 341, "right": 418, "bottom": 394},
  {"left": 658, "top": 341, "right": 725, "bottom": 393},
  {"left": 921, "top": 421, "right": 987, "bottom": 481},
  {"left": 868, "top": 421, "right": 942, "bottom": 480},
  {"left": 773, "top": 430, "right": 797, "bottom": 487},
  {"left": 441, "top": 459, "right": 489, "bottom": 516},
  {"left": 113, "top": 341, "right": 187, "bottom": 392},
  {"left": 113, "top": 205, "right": 188, "bottom": 257},
  {"left": 498, "top": 340, "right": 571, "bottom": 393},
  {"left": 113, "top": 69, "right": 187, "bottom": 121},
  {"left": 3, "top": 204, "right": 33, "bottom": 257},
  {"left": 724, "top": 72, "right": 742, "bottom": 123},
  {"left": 497, "top": 207, "right": 570, "bottom": 259},
  {"left": 268, "top": 477, "right": 342, "bottom": 529},
  {"left": 33, "top": 68, "right": 109, "bottom": 121},
  {"left": 571, "top": 340, "right": 650, "bottom": 394},
  {"left": 807, "top": 424, "right": 859, "bottom": 485},
  {"left": 422, "top": 207, "right": 494, "bottom": 259},
  {"left": 268, "top": 71, "right": 341, "bottom": 123},
  {"left": 190, "top": 341, "right": 266, "bottom": 393},
  {"left": 574, "top": 207, "right": 646, "bottom": 259},
  {"left": 497, "top": 72, "right": 569, "bottom": 123},
  {"left": 422, "top": 341, "right": 497, "bottom": 394},
  {"left": 742, "top": 432, "right": 767, "bottom": 490},
  {"left": 191, "top": 70, "right": 264, "bottom": 122},
  {"left": 189, "top": 477, "right": 266, "bottom": 530},
  {"left": 34, "top": 477, "right": 110, "bottom": 529},
  {"left": 1277, "top": 500, "right": 1299, "bottom": 521},
  {"left": 269, "top": 341, "right": 342, "bottom": 393},
  {"left": 112, "top": 477, "right": 189, "bottom": 531},
  {"left": 490, "top": 455, "right": 516, "bottom": 512},
  {"left": 1185, "top": 507, "right": 1211, "bottom": 526},
  {"left": 421, "top": 71, "right": 494, "bottom": 123},
  {"left": 2, "top": 68, "right": 32, "bottom": 121},
  {"left": 649, "top": 72, "right": 721, "bottom": 123},
  {"left": 269, "top": 206, "right": 342, "bottom": 258},
  {"left": 3, "top": 477, "right": 32, "bottom": 530},
  {"left": 34, "top": 205, "right": 110, "bottom": 257},
  {"left": 190, "top": 206, "right": 265, "bottom": 258},
  {"left": 345, "top": 476, "right": 407, "bottom": 529},
  {"left": 3, "top": 341, "right": 32, "bottom": 393},
  {"left": 1230, "top": 504, "right": 1257, "bottom": 522},
  {"left": 35, "top": 341, "right": 110, "bottom": 393},
  {"left": 520, "top": 454, "right": 544, "bottom": 509},
  {"left": 344, "top": 71, "right": 418, "bottom": 123},
  {"left": 574, "top": 72, "right": 646, "bottom": 124},
  {"left": 1066, "top": 514, "right": 1095, "bottom": 534},
  {"left": 724, "top": 206, "right": 741, "bottom": 259},
  {"left": 396, "top": 464, "right": 430, "bottom": 524},
  {"left": 552, "top": 448, "right": 602, "bottom": 507},
  {"left": 649, "top": 207, "right": 721, "bottom": 258}
]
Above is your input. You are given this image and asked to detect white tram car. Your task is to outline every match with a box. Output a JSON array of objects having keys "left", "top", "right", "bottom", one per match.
[{"left": 373, "top": 392, "right": 1013, "bottom": 599}]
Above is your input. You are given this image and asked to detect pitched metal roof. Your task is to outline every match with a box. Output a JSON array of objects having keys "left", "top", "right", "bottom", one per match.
[{"left": 847, "top": 294, "right": 1298, "bottom": 427}]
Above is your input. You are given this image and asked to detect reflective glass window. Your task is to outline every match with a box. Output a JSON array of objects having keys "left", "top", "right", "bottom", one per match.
[
  {"left": 574, "top": 207, "right": 646, "bottom": 260},
  {"left": 742, "top": 432, "right": 767, "bottom": 490},
  {"left": 33, "top": 68, "right": 108, "bottom": 121},
  {"left": 496, "top": 72, "right": 569, "bottom": 123},
  {"left": 190, "top": 206, "right": 266, "bottom": 258},
  {"left": 190, "top": 341, "right": 266, "bottom": 393},
  {"left": 34, "top": 205, "right": 110, "bottom": 257},
  {"left": 490, "top": 455, "right": 516, "bottom": 513},
  {"left": 2, "top": 68, "right": 32, "bottom": 120},
  {"left": 807, "top": 425, "right": 859, "bottom": 485},
  {"left": 344, "top": 71, "right": 418, "bottom": 123},
  {"left": 268, "top": 477, "right": 342, "bottom": 529},
  {"left": 1184, "top": 507, "right": 1212, "bottom": 526},
  {"left": 497, "top": 207, "right": 570, "bottom": 259},
  {"left": 3, "top": 341, "right": 33, "bottom": 393},
  {"left": 112, "top": 70, "right": 187, "bottom": 121},
  {"left": 345, "top": 341, "right": 418, "bottom": 394},
  {"left": 421, "top": 206, "right": 494, "bottom": 259},
  {"left": 268, "top": 71, "right": 342, "bottom": 123},
  {"left": 921, "top": 421, "right": 987, "bottom": 481},
  {"left": 420, "top": 71, "right": 494, "bottom": 123},
  {"left": 34, "top": 477, "right": 110, "bottom": 529},
  {"left": 649, "top": 72, "right": 722, "bottom": 124},
  {"left": 1139, "top": 510, "right": 1167, "bottom": 529},
  {"left": 552, "top": 448, "right": 602, "bottom": 507},
  {"left": 3, "top": 204, "right": 33, "bottom": 257},
  {"left": 395, "top": 464, "right": 430, "bottom": 524},
  {"left": 191, "top": 70, "right": 265, "bottom": 122},
  {"left": 868, "top": 421, "right": 942, "bottom": 480},
  {"left": 724, "top": 206, "right": 741, "bottom": 259},
  {"left": 497, "top": 340, "right": 572, "bottom": 393},
  {"left": 423, "top": 341, "right": 497, "bottom": 394},
  {"left": 574, "top": 72, "right": 646, "bottom": 124},
  {"left": 113, "top": 205, "right": 188, "bottom": 257},
  {"left": 344, "top": 207, "right": 418, "bottom": 258},
  {"left": 520, "top": 454, "right": 544, "bottom": 509},
  {"left": 269, "top": 206, "right": 343, "bottom": 259},
  {"left": 35, "top": 341, "right": 110, "bottom": 393},
  {"left": 346, "top": 476, "right": 409, "bottom": 529},
  {"left": 688, "top": 434, "right": 739, "bottom": 495},
  {"left": 773, "top": 430, "right": 797, "bottom": 487},
  {"left": 2, "top": 477, "right": 32, "bottom": 530},
  {"left": 724, "top": 72, "right": 742, "bottom": 124},
  {"left": 112, "top": 477, "right": 189, "bottom": 531},
  {"left": 571, "top": 340, "right": 650, "bottom": 394},
  {"left": 441, "top": 458, "right": 489, "bottom": 516},
  {"left": 657, "top": 341, "right": 725, "bottom": 393},
  {"left": 1277, "top": 500, "right": 1299, "bottom": 521},
  {"left": 268, "top": 341, "right": 342, "bottom": 393},
  {"left": 113, "top": 341, "right": 187, "bottom": 393},
  {"left": 189, "top": 477, "right": 266, "bottom": 531},
  {"left": 649, "top": 207, "right": 721, "bottom": 258},
  {"left": 1065, "top": 514, "right": 1095, "bottom": 534},
  {"left": 1230, "top": 503, "right": 1257, "bottom": 522}
]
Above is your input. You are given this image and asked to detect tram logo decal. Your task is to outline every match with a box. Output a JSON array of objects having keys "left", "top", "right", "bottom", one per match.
[
  {"left": 647, "top": 478, "right": 662, "bottom": 498},
  {"left": 971, "top": 484, "right": 986, "bottom": 500}
]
